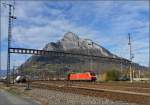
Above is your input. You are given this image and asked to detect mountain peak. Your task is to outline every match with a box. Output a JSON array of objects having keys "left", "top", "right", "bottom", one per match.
[
  {"left": 60, "top": 32, "right": 80, "bottom": 50},
  {"left": 43, "top": 32, "right": 115, "bottom": 57},
  {"left": 63, "top": 32, "right": 79, "bottom": 41}
]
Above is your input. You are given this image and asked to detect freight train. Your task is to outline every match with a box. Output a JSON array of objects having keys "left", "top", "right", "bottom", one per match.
[{"left": 68, "top": 72, "right": 97, "bottom": 81}]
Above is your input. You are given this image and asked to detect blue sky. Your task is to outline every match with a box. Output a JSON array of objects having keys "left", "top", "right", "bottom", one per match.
[{"left": 1, "top": 0, "right": 149, "bottom": 70}]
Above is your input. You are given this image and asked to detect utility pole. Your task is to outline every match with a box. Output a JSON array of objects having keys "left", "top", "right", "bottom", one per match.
[
  {"left": 86, "top": 39, "right": 93, "bottom": 71},
  {"left": 128, "top": 33, "right": 133, "bottom": 83},
  {"left": 90, "top": 42, "right": 94, "bottom": 71},
  {"left": 120, "top": 57, "right": 123, "bottom": 73},
  {"left": 119, "top": 51, "right": 123, "bottom": 74},
  {"left": 138, "top": 70, "right": 141, "bottom": 78},
  {"left": 4, "top": 3, "right": 16, "bottom": 86},
  {"left": 12, "top": 66, "right": 15, "bottom": 84}
]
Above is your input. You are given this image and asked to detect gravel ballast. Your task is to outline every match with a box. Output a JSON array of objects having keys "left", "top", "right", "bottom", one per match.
[{"left": 31, "top": 88, "right": 139, "bottom": 105}]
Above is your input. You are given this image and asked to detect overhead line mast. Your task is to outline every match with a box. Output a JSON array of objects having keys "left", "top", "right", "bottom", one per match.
[
  {"left": 3, "top": 3, "right": 16, "bottom": 86},
  {"left": 128, "top": 33, "right": 133, "bottom": 83}
]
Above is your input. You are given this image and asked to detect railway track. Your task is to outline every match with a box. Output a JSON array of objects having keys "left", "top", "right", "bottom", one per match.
[
  {"left": 12, "top": 81, "right": 150, "bottom": 105},
  {"left": 32, "top": 80, "right": 150, "bottom": 93},
  {"left": 32, "top": 80, "right": 150, "bottom": 87},
  {"left": 32, "top": 81, "right": 150, "bottom": 96},
  {"left": 30, "top": 82, "right": 149, "bottom": 105}
]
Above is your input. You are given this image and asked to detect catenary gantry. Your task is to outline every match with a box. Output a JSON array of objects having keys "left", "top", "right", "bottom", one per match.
[{"left": 9, "top": 47, "right": 130, "bottom": 65}]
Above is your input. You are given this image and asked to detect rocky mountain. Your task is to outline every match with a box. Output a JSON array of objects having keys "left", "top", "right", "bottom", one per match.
[
  {"left": 43, "top": 32, "right": 116, "bottom": 57},
  {"left": 21, "top": 32, "right": 147, "bottom": 78}
]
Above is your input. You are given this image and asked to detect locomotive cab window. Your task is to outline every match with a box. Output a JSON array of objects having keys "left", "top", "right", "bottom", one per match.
[{"left": 90, "top": 73, "right": 96, "bottom": 76}]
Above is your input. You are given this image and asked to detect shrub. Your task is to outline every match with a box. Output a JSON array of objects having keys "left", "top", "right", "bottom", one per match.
[{"left": 105, "top": 69, "right": 120, "bottom": 81}]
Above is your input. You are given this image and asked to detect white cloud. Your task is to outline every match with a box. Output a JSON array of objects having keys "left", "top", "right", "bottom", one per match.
[{"left": 1, "top": 0, "right": 149, "bottom": 69}]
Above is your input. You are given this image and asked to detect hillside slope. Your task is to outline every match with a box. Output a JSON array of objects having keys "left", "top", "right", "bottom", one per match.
[{"left": 21, "top": 32, "right": 146, "bottom": 77}]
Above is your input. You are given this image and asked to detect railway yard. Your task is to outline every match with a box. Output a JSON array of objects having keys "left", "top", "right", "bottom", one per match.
[
  {"left": 7, "top": 80, "right": 149, "bottom": 105},
  {"left": 1, "top": 0, "right": 149, "bottom": 105}
]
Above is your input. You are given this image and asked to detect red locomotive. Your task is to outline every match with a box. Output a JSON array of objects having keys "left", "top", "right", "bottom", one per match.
[{"left": 68, "top": 72, "right": 97, "bottom": 81}]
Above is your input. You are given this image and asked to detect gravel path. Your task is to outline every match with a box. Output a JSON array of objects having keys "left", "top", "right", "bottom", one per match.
[{"left": 31, "top": 88, "right": 139, "bottom": 105}]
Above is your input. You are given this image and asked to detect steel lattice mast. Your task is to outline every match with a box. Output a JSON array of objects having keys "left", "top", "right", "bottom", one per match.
[{"left": 6, "top": 4, "right": 16, "bottom": 86}]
